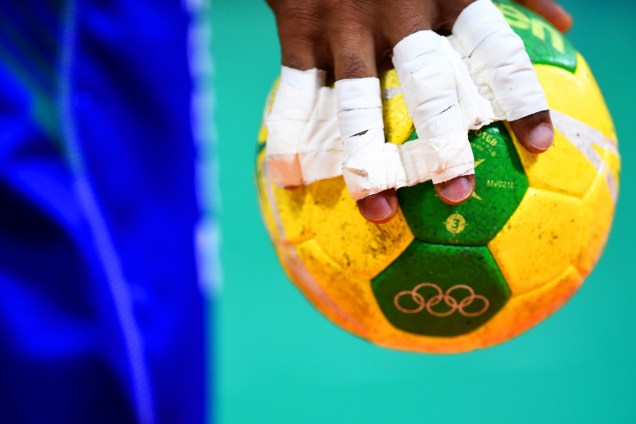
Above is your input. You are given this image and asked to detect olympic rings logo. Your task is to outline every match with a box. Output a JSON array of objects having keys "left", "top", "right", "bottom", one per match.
[{"left": 393, "top": 283, "right": 490, "bottom": 318}]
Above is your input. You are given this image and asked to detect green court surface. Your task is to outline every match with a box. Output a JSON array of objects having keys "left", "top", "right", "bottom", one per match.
[{"left": 212, "top": 1, "right": 636, "bottom": 422}]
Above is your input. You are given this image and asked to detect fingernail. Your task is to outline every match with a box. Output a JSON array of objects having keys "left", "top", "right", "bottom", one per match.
[
  {"left": 530, "top": 124, "right": 554, "bottom": 151},
  {"left": 359, "top": 194, "right": 393, "bottom": 222},
  {"left": 440, "top": 176, "right": 473, "bottom": 203}
]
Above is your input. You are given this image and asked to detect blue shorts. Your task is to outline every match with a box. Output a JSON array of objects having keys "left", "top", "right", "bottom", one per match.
[{"left": 0, "top": 1, "right": 208, "bottom": 422}]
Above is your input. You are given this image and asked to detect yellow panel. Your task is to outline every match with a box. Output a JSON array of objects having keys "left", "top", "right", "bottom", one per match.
[
  {"left": 381, "top": 69, "right": 400, "bottom": 90},
  {"left": 466, "top": 265, "right": 582, "bottom": 351},
  {"left": 309, "top": 177, "right": 414, "bottom": 280},
  {"left": 575, "top": 168, "right": 616, "bottom": 276},
  {"left": 535, "top": 56, "right": 616, "bottom": 140},
  {"left": 512, "top": 58, "right": 619, "bottom": 199},
  {"left": 488, "top": 188, "right": 582, "bottom": 295},
  {"left": 380, "top": 69, "right": 414, "bottom": 145},
  {"left": 270, "top": 181, "right": 314, "bottom": 244},
  {"left": 255, "top": 151, "right": 280, "bottom": 242},
  {"left": 292, "top": 239, "right": 405, "bottom": 340},
  {"left": 513, "top": 126, "right": 599, "bottom": 198},
  {"left": 273, "top": 240, "right": 361, "bottom": 338},
  {"left": 595, "top": 145, "right": 621, "bottom": 190},
  {"left": 256, "top": 151, "right": 313, "bottom": 244}
]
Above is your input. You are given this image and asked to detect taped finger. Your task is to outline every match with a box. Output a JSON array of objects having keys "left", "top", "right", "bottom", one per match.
[
  {"left": 392, "top": 30, "right": 476, "bottom": 185},
  {"left": 336, "top": 77, "right": 403, "bottom": 200},
  {"left": 448, "top": 0, "right": 549, "bottom": 122},
  {"left": 265, "top": 66, "right": 326, "bottom": 188}
]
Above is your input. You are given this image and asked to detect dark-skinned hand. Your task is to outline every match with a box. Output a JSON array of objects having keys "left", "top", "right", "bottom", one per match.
[{"left": 268, "top": 0, "right": 572, "bottom": 223}]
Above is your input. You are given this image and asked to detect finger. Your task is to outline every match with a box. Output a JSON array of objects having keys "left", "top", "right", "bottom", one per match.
[
  {"left": 332, "top": 31, "right": 399, "bottom": 223},
  {"left": 435, "top": 175, "right": 476, "bottom": 205},
  {"left": 357, "top": 190, "right": 399, "bottom": 224},
  {"left": 392, "top": 30, "right": 476, "bottom": 205},
  {"left": 265, "top": 4, "right": 330, "bottom": 188},
  {"left": 518, "top": 0, "right": 572, "bottom": 32},
  {"left": 450, "top": 0, "right": 551, "bottom": 155},
  {"left": 273, "top": 1, "right": 322, "bottom": 70},
  {"left": 509, "top": 110, "right": 554, "bottom": 154},
  {"left": 265, "top": 65, "right": 326, "bottom": 188},
  {"left": 280, "top": 35, "right": 319, "bottom": 71}
]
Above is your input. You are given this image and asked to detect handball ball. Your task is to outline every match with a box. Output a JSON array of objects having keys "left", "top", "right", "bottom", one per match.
[{"left": 256, "top": 0, "right": 620, "bottom": 353}]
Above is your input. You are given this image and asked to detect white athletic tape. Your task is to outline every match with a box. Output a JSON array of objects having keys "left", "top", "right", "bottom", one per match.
[
  {"left": 336, "top": 78, "right": 397, "bottom": 199},
  {"left": 265, "top": 0, "right": 549, "bottom": 200},
  {"left": 448, "top": 0, "right": 549, "bottom": 121},
  {"left": 265, "top": 66, "right": 326, "bottom": 187},
  {"left": 392, "top": 30, "right": 485, "bottom": 186},
  {"left": 335, "top": 76, "right": 477, "bottom": 200},
  {"left": 297, "top": 86, "right": 343, "bottom": 184}
]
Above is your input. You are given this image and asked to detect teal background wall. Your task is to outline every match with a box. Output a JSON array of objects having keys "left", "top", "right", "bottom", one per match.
[{"left": 212, "top": 1, "right": 636, "bottom": 422}]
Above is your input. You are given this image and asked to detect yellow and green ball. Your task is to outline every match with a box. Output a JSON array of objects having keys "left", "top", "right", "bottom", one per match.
[{"left": 256, "top": 0, "right": 620, "bottom": 353}]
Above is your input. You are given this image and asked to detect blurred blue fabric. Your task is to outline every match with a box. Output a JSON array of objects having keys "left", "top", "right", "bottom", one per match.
[{"left": 0, "top": 1, "right": 206, "bottom": 423}]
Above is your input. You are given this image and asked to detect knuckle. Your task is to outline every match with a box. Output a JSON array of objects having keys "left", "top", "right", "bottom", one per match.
[
  {"left": 280, "top": 35, "right": 320, "bottom": 70},
  {"left": 328, "top": 23, "right": 376, "bottom": 78},
  {"left": 335, "top": 51, "right": 371, "bottom": 78},
  {"left": 281, "top": 53, "right": 312, "bottom": 70},
  {"left": 377, "top": 2, "right": 432, "bottom": 45}
]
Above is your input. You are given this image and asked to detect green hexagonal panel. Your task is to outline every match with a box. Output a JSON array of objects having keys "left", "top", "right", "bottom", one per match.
[
  {"left": 398, "top": 123, "right": 528, "bottom": 245},
  {"left": 371, "top": 240, "right": 510, "bottom": 337}
]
